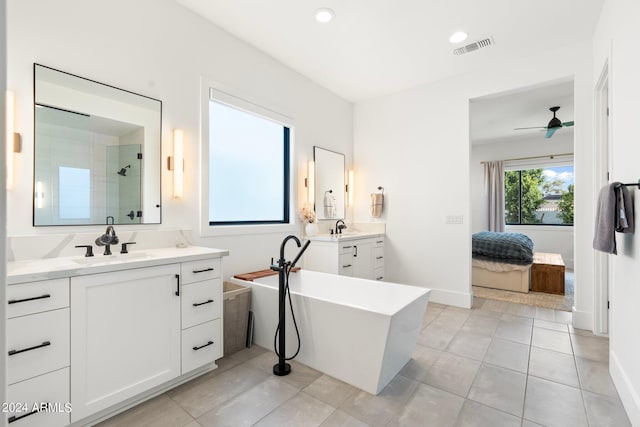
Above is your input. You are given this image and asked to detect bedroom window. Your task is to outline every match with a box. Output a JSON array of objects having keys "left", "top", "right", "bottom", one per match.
[
  {"left": 505, "top": 165, "right": 574, "bottom": 226},
  {"left": 207, "top": 90, "right": 291, "bottom": 226}
]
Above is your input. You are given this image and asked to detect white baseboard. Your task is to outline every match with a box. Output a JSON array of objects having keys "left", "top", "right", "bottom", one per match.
[
  {"left": 571, "top": 307, "right": 593, "bottom": 331},
  {"left": 429, "top": 288, "right": 473, "bottom": 309},
  {"left": 610, "top": 351, "right": 640, "bottom": 425}
]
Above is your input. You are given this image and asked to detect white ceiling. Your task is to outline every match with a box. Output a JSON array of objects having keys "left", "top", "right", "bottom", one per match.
[
  {"left": 470, "top": 79, "right": 575, "bottom": 145},
  {"left": 176, "top": 0, "right": 604, "bottom": 102}
]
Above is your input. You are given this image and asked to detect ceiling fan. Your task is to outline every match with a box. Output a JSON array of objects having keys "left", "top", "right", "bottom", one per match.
[{"left": 514, "top": 106, "right": 574, "bottom": 139}]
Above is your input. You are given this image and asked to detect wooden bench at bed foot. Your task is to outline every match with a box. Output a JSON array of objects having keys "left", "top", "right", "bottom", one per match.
[{"left": 531, "top": 252, "right": 565, "bottom": 295}]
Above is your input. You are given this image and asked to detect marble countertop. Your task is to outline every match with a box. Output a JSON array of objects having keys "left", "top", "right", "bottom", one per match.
[
  {"left": 308, "top": 231, "right": 384, "bottom": 242},
  {"left": 7, "top": 246, "right": 229, "bottom": 285}
]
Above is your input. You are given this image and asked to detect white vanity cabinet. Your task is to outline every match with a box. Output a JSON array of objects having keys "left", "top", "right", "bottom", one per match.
[
  {"left": 70, "top": 264, "right": 182, "bottom": 422},
  {"left": 7, "top": 247, "right": 227, "bottom": 426},
  {"left": 305, "top": 234, "right": 385, "bottom": 280},
  {"left": 6, "top": 278, "right": 71, "bottom": 427}
]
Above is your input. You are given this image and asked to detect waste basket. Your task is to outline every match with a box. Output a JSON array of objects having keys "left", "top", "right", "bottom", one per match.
[{"left": 223, "top": 282, "right": 251, "bottom": 355}]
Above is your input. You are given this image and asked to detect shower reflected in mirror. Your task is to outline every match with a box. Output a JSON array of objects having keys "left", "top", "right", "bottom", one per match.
[{"left": 117, "top": 165, "right": 131, "bottom": 177}]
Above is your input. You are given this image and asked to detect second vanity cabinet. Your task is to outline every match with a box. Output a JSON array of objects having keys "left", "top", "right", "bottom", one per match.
[
  {"left": 7, "top": 247, "right": 226, "bottom": 426},
  {"left": 305, "top": 234, "right": 385, "bottom": 281}
]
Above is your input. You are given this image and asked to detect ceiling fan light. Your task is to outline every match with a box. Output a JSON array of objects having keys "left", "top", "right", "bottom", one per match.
[{"left": 548, "top": 117, "right": 562, "bottom": 128}]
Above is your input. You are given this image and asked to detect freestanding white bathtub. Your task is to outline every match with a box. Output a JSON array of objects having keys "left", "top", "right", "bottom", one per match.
[{"left": 230, "top": 269, "right": 430, "bottom": 394}]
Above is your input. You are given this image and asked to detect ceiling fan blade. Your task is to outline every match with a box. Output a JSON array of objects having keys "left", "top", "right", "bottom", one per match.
[
  {"left": 514, "top": 126, "right": 547, "bottom": 130},
  {"left": 562, "top": 121, "right": 574, "bottom": 127},
  {"left": 545, "top": 127, "right": 560, "bottom": 139}
]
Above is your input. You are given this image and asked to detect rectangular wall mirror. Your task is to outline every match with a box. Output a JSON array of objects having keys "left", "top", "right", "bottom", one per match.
[
  {"left": 314, "top": 146, "right": 345, "bottom": 220},
  {"left": 33, "top": 64, "right": 162, "bottom": 226}
]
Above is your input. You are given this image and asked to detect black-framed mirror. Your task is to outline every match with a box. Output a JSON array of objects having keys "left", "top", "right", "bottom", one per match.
[{"left": 33, "top": 64, "right": 162, "bottom": 226}]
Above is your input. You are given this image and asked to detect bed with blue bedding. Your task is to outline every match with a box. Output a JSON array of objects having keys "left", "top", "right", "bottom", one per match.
[{"left": 472, "top": 231, "right": 534, "bottom": 293}]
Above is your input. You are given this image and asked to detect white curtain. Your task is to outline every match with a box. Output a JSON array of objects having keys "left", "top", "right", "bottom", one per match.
[{"left": 483, "top": 160, "right": 505, "bottom": 232}]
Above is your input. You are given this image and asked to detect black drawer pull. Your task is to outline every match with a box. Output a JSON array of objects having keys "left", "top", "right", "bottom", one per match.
[
  {"left": 193, "top": 340, "right": 214, "bottom": 351},
  {"left": 376, "top": 256, "right": 384, "bottom": 260},
  {"left": 8, "top": 294, "right": 51, "bottom": 305},
  {"left": 342, "top": 264, "right": 352, "bottom": 268},
  {"left": 376, "top": 276, "right": 384, "bottom": 280},
  {"left": 8, "top": 408, "right": 40, "bottom": 424},
  {"left": 8, "top": 341, "right": 51, "bottom": 356},
  {"left": 175, "top": 274, "right": 180, "bottom": 296},
  {"left": 376, "top": 240, "right": 384, "bottom": 244},
  {"left": 193, "top": 299, "right": 214, "bottom": 307},
  {"left": 342, "top": 245, "right": 353, "bottom": 249},
  {"left": 193, "top": 268, "right": 214, "bottom": 274}
]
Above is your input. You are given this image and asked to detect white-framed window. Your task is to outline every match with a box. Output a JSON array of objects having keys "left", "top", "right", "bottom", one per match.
[
  {"left": 200, "top": 84, "right": 296, "bottom": 236},
  {"left": 505, "top": 156, "right": 574, "bottom": 226}
]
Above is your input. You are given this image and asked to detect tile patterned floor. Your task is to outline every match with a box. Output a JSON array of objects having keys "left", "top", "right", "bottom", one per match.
[{"left": 98, "top": 298, "right": 630, "bottom": 427}]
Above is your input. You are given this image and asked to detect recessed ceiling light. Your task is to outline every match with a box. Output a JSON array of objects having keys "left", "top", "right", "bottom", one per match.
[
  {"left": 449, "top": 31, "right": 468, "bottom": 44},
  {"left": 315, "top": 8, "right": 335, "bottom": 23}
]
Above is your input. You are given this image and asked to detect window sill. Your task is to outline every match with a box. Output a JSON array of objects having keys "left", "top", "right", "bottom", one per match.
[
  {"left": 506, "top": 225, "right": 574, "bottom": 232},
  {"left": 199, "top": 222, "right": 298, "bottom": 237}
]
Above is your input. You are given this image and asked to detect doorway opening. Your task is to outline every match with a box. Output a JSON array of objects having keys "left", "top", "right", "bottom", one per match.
[{"left": 469, "top": 78, "right": 576, "bottom": 312}]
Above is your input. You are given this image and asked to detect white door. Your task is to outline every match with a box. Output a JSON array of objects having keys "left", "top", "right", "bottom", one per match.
[{"left": 70, "top": 264, "right": 181, "bottom": 422}]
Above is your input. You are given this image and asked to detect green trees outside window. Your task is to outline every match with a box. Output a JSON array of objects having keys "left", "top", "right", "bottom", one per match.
[{"left": 505, "top": 166, "right": 574, "bottom": 226}]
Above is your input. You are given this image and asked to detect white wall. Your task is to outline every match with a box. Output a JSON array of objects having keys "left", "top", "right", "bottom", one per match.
[
  {"left": 354, "top": 44, "right": 593, "bottom": 312},
  {"left": 593, "top": 0, "right": 640, "bottom": 424},
  {"left": 471, "top": 134, "right": 575, "bottom": 268},
  {"left": 1, "top": 0, "right": 7, "bottom": 412},
  {"left": 6, "top": 0, "right": 353, "bottom": 277}
]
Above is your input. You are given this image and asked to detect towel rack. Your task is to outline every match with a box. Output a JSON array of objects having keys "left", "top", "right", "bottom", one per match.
[{"left": 615, "top": 180, "right": 640, "bottom": 189}]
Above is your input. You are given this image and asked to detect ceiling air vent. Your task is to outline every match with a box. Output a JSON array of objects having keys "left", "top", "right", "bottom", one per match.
[{"left": 453, "top": 37, "right": 494, "bottom": 56}]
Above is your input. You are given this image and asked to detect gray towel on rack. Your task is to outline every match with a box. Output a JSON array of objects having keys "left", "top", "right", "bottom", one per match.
[
  {"left": 593, "top": 182, "right": 635, "bottom": 254},
  {"left": 615, "top": 184, "right": 634, "bottom": 233}
]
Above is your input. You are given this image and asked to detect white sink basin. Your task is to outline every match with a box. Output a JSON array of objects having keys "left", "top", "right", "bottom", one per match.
[{"left": 73, "top": 252, "right": 150, "bottom": 265}]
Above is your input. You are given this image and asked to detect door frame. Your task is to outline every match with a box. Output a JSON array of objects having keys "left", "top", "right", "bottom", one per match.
[{"left": 593, "top": 59, "right": 610, "bottom": 336}]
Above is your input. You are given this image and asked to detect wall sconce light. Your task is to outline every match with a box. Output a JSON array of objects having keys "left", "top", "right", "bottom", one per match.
[
  {"left": 305, "top": 160, "right": 315, "bottom": 205},
  {"left": 347, "top": 170, "right": 354, "bottom": 207},
  {"left": 167, "top": 129, "right": 184, "bottom": 198},
  {"left": 6, "top": 90, "right": 22, "bottom": 190}
]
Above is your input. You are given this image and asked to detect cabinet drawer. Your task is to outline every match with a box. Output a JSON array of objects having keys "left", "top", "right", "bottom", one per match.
[
  {"left": 373, "top": 237, "right": 385, "bottom": 247},
  {"left": 181, "top": 258, "right": 221, "bottom": 284},
  {"left": 7, "top": 308, "right": 70, "bottom": 385},
  {"left": 374, "top": 247, "right": 385, "bottom": 269},
  {"left": 182, "top": 319, "right": 221, "bottom": 374},
  {"left": 182, "top": 278, "right": 222, "bottom": 329},
  {"left": 7, "top": 367, "right": 70, "bottom": 427},
  {"left": 339, "top": 243, "right": 355, "bottom": 255},
  {"left": 339, "top": 253, "right": 355, "bottom": 276},
  {"left": 374, "top": 267, "right": 385, "bottom": 281},
  {"left": 7, "top": 278, "right": 69, "bottom": 319}
]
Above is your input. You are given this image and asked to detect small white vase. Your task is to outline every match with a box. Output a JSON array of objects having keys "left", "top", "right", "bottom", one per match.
[{"left": 305, "top": 222, "right": 319, "bottom": 237}]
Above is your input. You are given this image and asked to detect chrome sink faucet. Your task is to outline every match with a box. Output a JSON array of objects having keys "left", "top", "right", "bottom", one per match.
[
  {"left": 95, "top": 225, "right": 119, "bottom": 255},
  {"left": 334, "top": 220, "right": 347, "bottom": 235}
]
